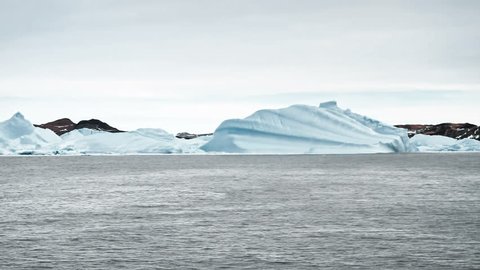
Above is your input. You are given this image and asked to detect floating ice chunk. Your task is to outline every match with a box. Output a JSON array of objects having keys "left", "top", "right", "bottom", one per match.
[{"left": 410, "top": 134, "right": 480, "bottom": 152}]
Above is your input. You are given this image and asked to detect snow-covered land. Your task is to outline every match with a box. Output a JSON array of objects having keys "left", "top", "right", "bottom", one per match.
[
  {"left": 201, "top": 101, "right": 415, "bottom": 154},
  {"left": 1, "top": 103, "right": 479, "bottom": 155}
]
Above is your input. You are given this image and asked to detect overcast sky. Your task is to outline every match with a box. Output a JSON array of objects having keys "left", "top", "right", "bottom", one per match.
[{"left": 1, "top": 0, "right": 479, "bottom": 132}]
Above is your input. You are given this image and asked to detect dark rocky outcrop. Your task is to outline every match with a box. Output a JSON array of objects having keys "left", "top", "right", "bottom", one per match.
[
  {"left": 34, "top": 118, "right": 76, "bottom": 136},
  {"left": 395, "top": 123, "right": 480, "bottom": 141},
  {"left": 176, "top": 132, "right": 213, "bottom": 140},
  {"left": 75, "top": 119, "right": 123, "bottom": 133},
  {"left": 35, "top": 118, "right": 124, "bottom": 135}
]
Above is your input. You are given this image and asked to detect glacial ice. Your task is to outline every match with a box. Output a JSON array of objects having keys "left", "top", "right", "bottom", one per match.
[
  {"left": 0, "top": 112, "right": 60, "bottom": 155},
  {"left": 55, "top": 128, "right": 207, "bottom": 154},
  {"left": 0, "top": 113, "right": 208, "bottom": 155},
  {"left": 201, "top": 102, "right": 416, "bottom": 154},
  {"left": 410, "top": 134, "right": 480, "bottom": 152},
  {"left": 1, "top": 104, "right": 479, "bottom": 155}
]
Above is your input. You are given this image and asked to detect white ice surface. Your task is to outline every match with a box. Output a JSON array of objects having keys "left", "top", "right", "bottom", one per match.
[
  {"left": 0, "top": 113, "right": 209, "bottom": 155},
  {"left": 201, "top": 101, "right": 416, "bottom": 154},
  {"left": 410, "top": 134, "right": 480, "bottom": 152},
  {"left": 54, "top": 128, "right": 209, "bottom": 154},
  {"left": 0, "top": 113, "right": 61, "bottom": 155},
  {"left": 2, "top": 107, "right": 479, "bottom": 155}
]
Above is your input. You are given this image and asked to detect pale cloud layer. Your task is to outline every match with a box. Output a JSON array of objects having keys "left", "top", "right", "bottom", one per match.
[{"left": 0, "top": 0, "right": 479, "bottom": 132}]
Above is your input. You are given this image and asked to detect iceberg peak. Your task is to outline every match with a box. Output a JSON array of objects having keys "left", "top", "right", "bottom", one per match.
[
  {"left": 12, "top": 112, "right": 25, "bottom": 120},
  {"left": 319, "top": 101, "right": 338, "bottom": 108},
  {"left": 0, "top": 112, "right": 61, "bottom": 153}
]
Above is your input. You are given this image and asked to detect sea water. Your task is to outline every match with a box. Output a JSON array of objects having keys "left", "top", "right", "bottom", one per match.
[{"left": 1, "top": 154, "right": 479, "bottom": 269}]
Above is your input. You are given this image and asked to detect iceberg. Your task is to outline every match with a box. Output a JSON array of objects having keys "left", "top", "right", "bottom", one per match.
[
  {"left": 2, "top": 106, "right": 478, "bottom": 155},
  {"left": 201, "top": 101, "right": 415, "bottom": 154},
  {"left": 0, "top": 112, "right": 61, "bottom": 155},
  {"left": 410, "top": 134, "right": 480, "bottom": 152},
  {"left": 0, "top": 113, "right": 208, "bottom": 155},
  {"left": 54, "top": 128, "right": 208, "bottom": 155}
]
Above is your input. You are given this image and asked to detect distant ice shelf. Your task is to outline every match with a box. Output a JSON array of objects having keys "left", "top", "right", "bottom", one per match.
[{"left": 55, "top": 128, "right": 209, "bottom": 155}]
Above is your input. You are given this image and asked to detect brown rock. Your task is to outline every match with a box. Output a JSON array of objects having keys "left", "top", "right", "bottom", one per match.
[
  {"left": 176, "top": 132, "right": 213, "bottom": 140},
  {"left": 395, "top": 123, "right": 480, "bottom": 141},
  {"left": 34, "top": 118, "right": 76, "bottom": 136},
  {"left": 75, "top": 119, "right": 123, "bottom": 133},
  {"left": 35, "top": 118, "right": 124, "bottom": 135}
]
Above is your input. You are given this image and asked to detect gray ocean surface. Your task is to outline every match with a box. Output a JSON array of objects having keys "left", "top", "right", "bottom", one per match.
[{"left": 0, "top": 154, "right": 479, "bottom": 269}]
